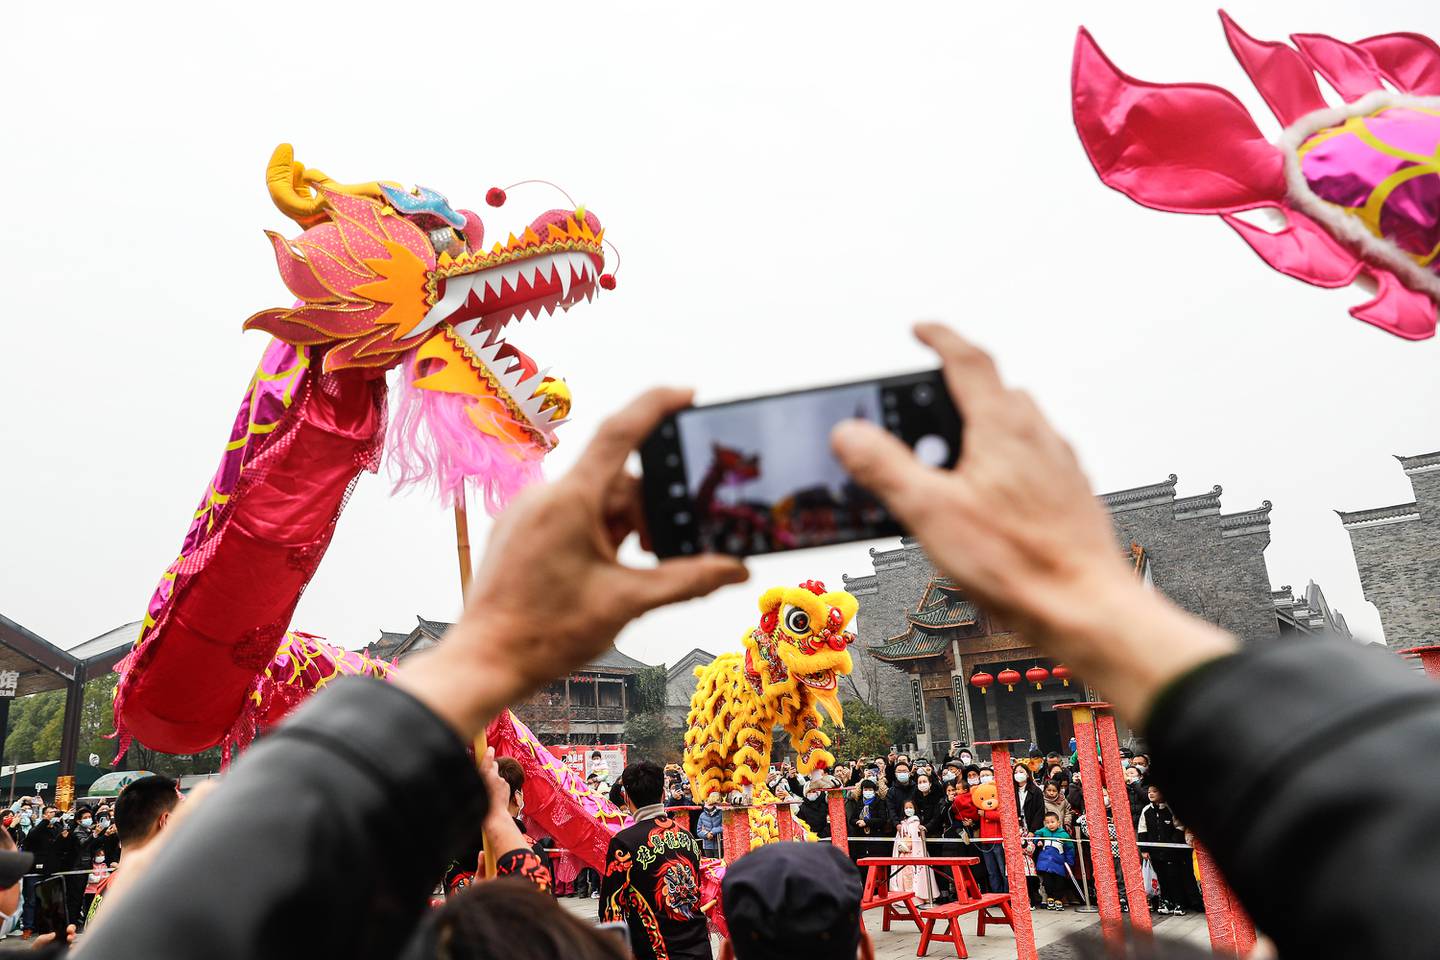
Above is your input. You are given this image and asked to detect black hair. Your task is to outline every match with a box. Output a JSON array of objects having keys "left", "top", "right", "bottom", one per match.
[
  {"left": 428, "top": 878, "right": 628, "bottom": 960},
  {"left": 496, "top": 757, "right": 524, "bottom": 802},
  {"left": 619, "top": 761, "right": 664, "bottom": 807},
  {"left": 115, "top": 774, "right": 180, "bottom": 847},
  {"left": 608, "top": 782, "right": 625, "bottom": 808}
]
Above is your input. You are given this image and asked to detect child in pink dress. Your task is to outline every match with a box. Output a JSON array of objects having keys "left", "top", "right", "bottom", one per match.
[{"left": 889, "top": 801, "right": 939, "bottom": 903}]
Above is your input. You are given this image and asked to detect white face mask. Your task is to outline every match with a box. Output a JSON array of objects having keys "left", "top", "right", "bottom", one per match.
[
  {"left": 917, "top": 781, "right": 931, "bottom": 793},
  {"left": 967, "top": 777, "right": 979, "bottom": 787},
  {"left": 980, "top": 773, "right": 994, "bottom": 784},
  {"left": 904, "top": 808, "right": 916, "bottom": 819},
  {"left": 862, "top": 790, "right": 876, "bottom": 801},
  {"left": 1015, "top": 771, "right": 1028, "bottom": 784}
]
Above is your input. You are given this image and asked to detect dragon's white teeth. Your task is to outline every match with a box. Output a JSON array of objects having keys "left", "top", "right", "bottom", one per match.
[
  {"left": 558, "top": 261, "right": 574, "bottom": 298},
  {"left": 515, "top": 366, "right": 549, "bottom": 400},
  {"left": 451, "top": 317, "right": 483, "bottom": 340},
  {"left": 413, "top": 274, "right": 474, "bottom": 337}
]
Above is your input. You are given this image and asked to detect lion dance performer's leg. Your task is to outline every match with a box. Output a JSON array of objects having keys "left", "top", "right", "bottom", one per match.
[
  {"left": 113, "top": 340, "right": 384, "bottom": 756},
  {"left": 786, "top": 702, "right": 835, "bottom": 776}
]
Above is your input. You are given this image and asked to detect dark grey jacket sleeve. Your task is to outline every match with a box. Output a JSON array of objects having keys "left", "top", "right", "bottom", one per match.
[
  {"left": 83, "top": 678, "right": 487, "bottom": 960},
  {"left": 1146, "top": 638, "right": 1438, "bottom": 960}
]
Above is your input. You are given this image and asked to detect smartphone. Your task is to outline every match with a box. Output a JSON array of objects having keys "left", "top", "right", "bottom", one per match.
[
  {"left": 596, "top": 920, "right": 631, "bottom": 950},
  {"left": 33, "top": 874, "right": 68, "bottom": 938},
  {"left": 640, "top": 370, "right": 960, "bottom": 558}
]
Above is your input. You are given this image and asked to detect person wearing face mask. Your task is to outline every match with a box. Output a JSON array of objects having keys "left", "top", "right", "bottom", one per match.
[
  {"left": 845, "top": 779, "right": 893, "bottom": 867},
  {"left": 21, "top": 807, "right": 63, "bottom": 939},
  {"left": 696, "top": 794, "right": 724, "bottom": 858},
  {"left": 9, "top": 806, "right": 31, "bottom": 844},
  {"left": 1013, "top": 765, "right": 1045, "bottom": 833},
  {"left": 797, "top": 776, "right": 834, "bottom": 840},
  {"left": 910, "top": 772, "right": 939, "bottom": 831},
  {"left": 889, "top": 800, "right": 938, "bottom": 903},
  {"left": 60, "top": 805, "right": 98, "bottom": 927},
  {"left": 885, "top": 761, "right": 917, "bottom": 823},
  {"left": 1123, "top": 765, "right": 1147, "bottom": 826}
]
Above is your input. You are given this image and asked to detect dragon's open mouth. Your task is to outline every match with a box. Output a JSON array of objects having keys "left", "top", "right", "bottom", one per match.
[
  {"left": 798, "top": 671, "right": 837, "bottom": 691},
  {"left": 411, "top": 216, "right": 605, "bottom": 445}
]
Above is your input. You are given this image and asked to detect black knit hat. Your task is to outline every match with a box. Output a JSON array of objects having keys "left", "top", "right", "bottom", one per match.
[{"left": 721, "top": 843, "right": 863, "bottom": 960}]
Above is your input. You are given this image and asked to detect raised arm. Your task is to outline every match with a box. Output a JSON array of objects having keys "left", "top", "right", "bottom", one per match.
[{"left": 81, "top": 389, "right": 746, "bottom": 960}]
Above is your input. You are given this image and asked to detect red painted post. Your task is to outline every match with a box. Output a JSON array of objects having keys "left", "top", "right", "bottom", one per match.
[
  {"left": 976, "top": 739, "right": 1038, "bottom": 960},
  {"left": 1055, "top": 704, "right": 1123, "bottom": 949},
  {"left": 1194, "top": 842, "right": 1234, "bottom": 956},
  {"left": 722, "top": 806, "right": 752, "bottom": 863},
  {"left": 1402, "top": 644, "right": 1440, "bottom": 679},
  {"left": 1094, "top": 710, "right": 1153, "bottom": 931},
  {"left": 777, "top": 800, "right": 795, "bottom": 842},
  {"left": 827, "top": 790, "right": 850, "bottom": 855},
  {"left": 1195, "top": 840, "right": 1254, "bottom": 957}
]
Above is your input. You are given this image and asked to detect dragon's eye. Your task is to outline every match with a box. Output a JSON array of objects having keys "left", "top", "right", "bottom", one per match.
[{"left": 782, "top": 605, "right": 810, "bottom": 635}]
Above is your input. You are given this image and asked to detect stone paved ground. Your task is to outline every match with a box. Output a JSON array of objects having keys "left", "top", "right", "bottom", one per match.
[{"left": 558, "top": 892, "right": 1209, "bottom": 959}]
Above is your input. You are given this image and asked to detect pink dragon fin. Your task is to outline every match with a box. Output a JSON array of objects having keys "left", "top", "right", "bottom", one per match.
[
  {"left": 1221, "top": 207, "right": 1364, "bottom": 288},
  {"left": 1350, "top": 269, "right": 1439, "bottom": 341},
  {"left": 1071, "top": 27, "right": 1287, "bottom": 215},
  {"left": 1356, "top": 32, "right": 1440, "bottom": 94},
  {"left": 1219, "top": 12, "right": 1328, "bottom": 126},
  {"left": 1290, "top": 33, "right": 1387, "bottom": 101}
]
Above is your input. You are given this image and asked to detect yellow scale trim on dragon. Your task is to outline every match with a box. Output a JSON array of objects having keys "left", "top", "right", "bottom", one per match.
[{"left": 682, "top": 581, "right": 858, "bottom": 839}]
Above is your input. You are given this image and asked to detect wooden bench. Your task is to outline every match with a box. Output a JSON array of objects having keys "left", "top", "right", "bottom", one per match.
[
  {"left": 915, "top": 894, "right": 1014, "bottom": 958},
  {"left": 856, "top": 856, "right": 980, "bottom": 935},
  {"left": 862, "top": 889, "right": 924, "bottom": 932}
]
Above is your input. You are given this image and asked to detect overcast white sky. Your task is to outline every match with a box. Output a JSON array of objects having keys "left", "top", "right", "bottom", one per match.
[{"left": 4, "top": 2, "right": 1437, "bottom": 668}]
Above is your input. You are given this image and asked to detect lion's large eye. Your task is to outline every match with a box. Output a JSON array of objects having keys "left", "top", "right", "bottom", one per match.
[{"left": 782, "top": 605, "right": 811, "bottom": 635}]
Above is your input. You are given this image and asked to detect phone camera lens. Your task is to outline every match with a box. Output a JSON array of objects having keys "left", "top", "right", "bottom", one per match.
[
  {"left": 669, "top": 483, "right": 686, "bottom": 498},
  {"left": 665, "top": 453, "right": 680, "bottom": 468},
  {"left": 912, "top": 384, "right": 935, "bottom": 406}
]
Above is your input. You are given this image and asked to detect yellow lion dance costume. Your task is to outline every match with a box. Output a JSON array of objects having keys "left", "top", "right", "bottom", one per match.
[{"left": 684, "top": 580, "right": 857, "bottom": 847}]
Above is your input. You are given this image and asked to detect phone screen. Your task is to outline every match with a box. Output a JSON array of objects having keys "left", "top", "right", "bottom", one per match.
[
  {"left": 34, "top": 874, "right": 68, "bottom": 937},
  {"left": 596, "top": 920, "right": 630, "bottom": 949},
  {"left": 641, "top": 370, "right": 960, "bottom": 557}
]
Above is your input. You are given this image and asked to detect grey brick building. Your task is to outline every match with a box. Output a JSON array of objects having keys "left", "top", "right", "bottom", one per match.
[
  {"left": 1339, "top": 451, "right": 1440, "bottom": 651},
  {"left": 842, "top": 474, "right": 1341, "bottom": 755}
]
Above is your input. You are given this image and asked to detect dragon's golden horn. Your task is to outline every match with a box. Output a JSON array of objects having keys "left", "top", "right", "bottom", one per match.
[{"left": 265, "top": 143, "right": 388, "bottom": 227}]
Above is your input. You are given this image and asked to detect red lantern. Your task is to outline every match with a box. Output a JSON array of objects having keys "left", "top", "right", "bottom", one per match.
[
  {"left": 997, "top": 668, "right": 1021, "bottom": 692},
  {"left": 969, "top": 671, "right": 994, "bottom": 695},
  {"left": 1052, "top": 664, "right": 1072, "bottom": 687},
  {"left": 1025, "top": 666, "right": 1050, "bottom": 690}
]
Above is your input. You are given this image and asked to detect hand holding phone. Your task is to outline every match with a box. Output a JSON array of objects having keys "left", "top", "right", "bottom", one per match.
[
  {"left": 640, "top": 370, "right": 961, "bottom": 557},
  {"left": 33, "top": 874, "right": 69, "bottom": 938}
]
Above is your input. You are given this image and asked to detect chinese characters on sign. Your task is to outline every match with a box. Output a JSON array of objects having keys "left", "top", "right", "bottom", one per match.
[
  {"left": 951, "top": 673, "right": 972, "bottom": 745},
  {"left": 0, "top": 671, "right": 18, "bottom": 699},
  {"left": 910, "top": 678, "right": 926, "bottom": 734}
]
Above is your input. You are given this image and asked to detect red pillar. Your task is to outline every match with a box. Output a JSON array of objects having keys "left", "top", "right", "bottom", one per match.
[
  {"left": 1094, "top": 710, "right": 1153, "bottom": 931},
  {"left": 1055, "top": 704, "right": 1123, "bottom": 949},
  {"left": 777, "top": 801, "right": 795, "bottom": 842},
  {"left": 722, "top": 806, "right": 752, "bottom": 864},
  {"left": 827, "top": 790, "right": 849, "bottom": 855},
  {"left": 976, "top": 739, "right": 1038, "bottom": 960},
  {"left": 1194, "top": 841, "right": 1256, "bottom": 957}
]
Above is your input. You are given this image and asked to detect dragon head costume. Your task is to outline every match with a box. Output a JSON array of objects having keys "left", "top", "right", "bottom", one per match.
[
  {"left": 251, "top": 144, "right": 607, "bottom": 507},
  {"left": 683, "top": 580, "right": 858, "bottom": 804},
  {"left": 115, "top": 146, "right": 611, "bottom": 757}
]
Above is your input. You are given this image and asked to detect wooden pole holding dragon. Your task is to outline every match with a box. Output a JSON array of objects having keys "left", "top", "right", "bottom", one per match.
[{"left": 455, "top": 495, "right": 499, "bottom": 878}]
